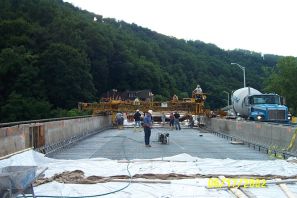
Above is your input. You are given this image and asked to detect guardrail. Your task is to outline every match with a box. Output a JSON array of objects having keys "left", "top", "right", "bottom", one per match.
[
  {"left": 0, "top": 115, "right": 93, "bottom": 128},
  {"left": 222, "top": 117, "right": 297, "bottom": 127}
]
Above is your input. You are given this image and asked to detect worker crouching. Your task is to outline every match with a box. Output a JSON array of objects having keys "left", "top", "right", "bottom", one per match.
[{"left": 115, "top": 112, "right": 124, "bottom": 130}]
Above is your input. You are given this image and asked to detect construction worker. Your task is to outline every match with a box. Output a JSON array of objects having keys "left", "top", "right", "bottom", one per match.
[
  {"left": 174, "top": 111, "right": 181, "bottom": 130},
  {"left": 134, "top": 109, "right": 142, "bottom": 131},
  {"left": 161, "top": 112, "right": 166, "bottom": 126},
  {"left": 143, "top": 110, "right": 153, "bottom": 147},
  {"left": 116, "top": 112, "right": 124, "bottom": 129},
  {"left": 192, "top": 84, "right": 203, "bottom": 98},
  {"left": 133, "top": 97, "right": 140, "bottom": 105},
  {"left": 172, "top": 94, "right": 179, "bottom": 102},
  {"left": 188, "top": 115, "right": 194, "bottom": 128},
  {"left": 169, "top": 112, "right": 175, "bottom": 130},
  {"left": 193, "top": 84, "right": 203, "bottom": 94}
]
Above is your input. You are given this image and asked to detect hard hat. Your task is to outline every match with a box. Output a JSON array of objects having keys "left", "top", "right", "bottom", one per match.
[
  {"left": 136, "top": 109, "right": 139, "bottom": 112},
  {"left": 148, "top": 110, "right": 153, "bottom": 114}
]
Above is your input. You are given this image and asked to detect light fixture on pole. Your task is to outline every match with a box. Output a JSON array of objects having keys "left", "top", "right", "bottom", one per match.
[
  {"left": 223, "top": 91, "right": 230, "bottom": 107},
  {"left": 231, "top": 63, "right": 246, "bottom": 88}
]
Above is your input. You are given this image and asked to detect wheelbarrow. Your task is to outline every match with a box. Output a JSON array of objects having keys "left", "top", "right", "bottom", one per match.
[
  {"left": 0, "top": 166, "right": 46, "bottom": 198},
  {"left": 0, "top": 174, "right": 11, "bottom": 198}
]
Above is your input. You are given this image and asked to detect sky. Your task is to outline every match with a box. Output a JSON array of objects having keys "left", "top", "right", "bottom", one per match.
[{"left": 64, "top": 0, "right": 297, "bottom": 57}]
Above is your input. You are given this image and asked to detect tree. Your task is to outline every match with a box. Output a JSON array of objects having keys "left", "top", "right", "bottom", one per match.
[
  {"left": 0, "top": 0, "right": 284, "bottom": 122},
  {"left": 0, "top": 47, "right": 45, "bottom": 100},
  {"left": 0, "top": 92, "right": 52, "bottom": 122},
  {"left": 153, "top": 94, "right": 167, "bottom": 101},
  {"left": 39, "top": 43, "right": 96, "bottom": 108},
  {"left": 265, "top": 57, "right": 297, "bottom": 114}
]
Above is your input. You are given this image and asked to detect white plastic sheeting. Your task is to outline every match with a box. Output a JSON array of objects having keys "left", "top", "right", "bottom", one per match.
[{"left": 0, "top": 150, "right": 297, "bottom": 197}]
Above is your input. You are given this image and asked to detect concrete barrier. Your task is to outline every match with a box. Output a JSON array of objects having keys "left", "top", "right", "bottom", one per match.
[
  {"left": 44, "top": 116, "right": 111, "bottom": 145},
  {"left": 0, "top": 116, "right": 112, "bottom": 157},
  {"left": 0, "top": 125, "right": 27, "bottom": 157},
  {"left": 210, "top": 118, "right": 297, "bottom": 153}
]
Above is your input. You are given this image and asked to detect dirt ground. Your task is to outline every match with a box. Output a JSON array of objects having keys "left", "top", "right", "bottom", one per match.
[{"left": 34, "top": 170, "right": 297, "bottom": 186}]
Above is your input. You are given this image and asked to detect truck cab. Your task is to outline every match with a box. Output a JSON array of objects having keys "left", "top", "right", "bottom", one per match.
[{"left": 247, "top": 94, "right": 289, "bottom": 122}]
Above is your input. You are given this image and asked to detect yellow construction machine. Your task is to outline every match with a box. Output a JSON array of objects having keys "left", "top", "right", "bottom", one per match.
[
  {"left": 79, "top": 92, "right": 207, "bottom": 116},
  {"left": 78, "top": 85, "right": 208, "bottom": 125}
]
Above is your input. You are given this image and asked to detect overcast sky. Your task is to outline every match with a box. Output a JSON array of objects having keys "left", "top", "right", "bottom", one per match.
[{"left": 64, "top": 0, "right": 297, "bottom": 57}]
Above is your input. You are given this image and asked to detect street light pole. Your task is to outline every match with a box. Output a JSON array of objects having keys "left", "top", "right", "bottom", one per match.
[
  {"left": 223, "top": 91, "right": 230, "bottom": 107},
  {"left": 231, "top": 63, "right": 246, "bottom": 88}
]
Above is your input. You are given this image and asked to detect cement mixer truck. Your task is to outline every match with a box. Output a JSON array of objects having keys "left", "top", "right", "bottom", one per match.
[{"left": 232, "top": 87, "right": 289, "bottom": 122}]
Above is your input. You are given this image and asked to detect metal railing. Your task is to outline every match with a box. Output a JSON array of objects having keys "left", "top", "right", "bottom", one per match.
[
  {"left": 0, "top": 115, "right": 93, "bottom": 128},
  {"left": 36, "top": 126, "right": 112, "bottom": 156},
  {"left": 210, "top": 131, "right": 297, "bottom": 159}
]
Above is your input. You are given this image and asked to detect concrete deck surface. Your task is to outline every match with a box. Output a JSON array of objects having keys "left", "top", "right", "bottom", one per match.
[{"left": 51, "top": 127, "right": 271, "bottom": 160}]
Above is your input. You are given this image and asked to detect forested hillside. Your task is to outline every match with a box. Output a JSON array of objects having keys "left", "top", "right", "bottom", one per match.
[{"left": 0, "top": 0, "right": 282, "bottom": 122}]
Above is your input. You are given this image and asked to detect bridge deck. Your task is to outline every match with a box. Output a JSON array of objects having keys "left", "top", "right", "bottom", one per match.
[{"left": 50, "top": 127, "right": 271, "bottom": 160}]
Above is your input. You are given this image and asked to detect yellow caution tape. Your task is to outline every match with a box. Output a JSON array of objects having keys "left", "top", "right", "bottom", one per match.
[{"left": 287, "top": 128, "right": 297, "bottom": 151}]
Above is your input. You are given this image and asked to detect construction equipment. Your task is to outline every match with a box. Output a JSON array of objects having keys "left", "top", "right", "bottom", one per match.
[
  {"left": 232, "top": 87, "right": 289, "bottom": 122},
  {"left": 0, "top": 166, "right": 44, "bottom": 198},
  {"left": 78, "top": 90, "right": 208, "bottom": 123},
  {"left": 158, "top": 133, "right": 169, "bottom": 144}
]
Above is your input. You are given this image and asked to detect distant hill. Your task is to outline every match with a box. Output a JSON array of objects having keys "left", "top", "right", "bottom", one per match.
[{"left": 0, "top": 0, "right": 282, "bottom": 122}]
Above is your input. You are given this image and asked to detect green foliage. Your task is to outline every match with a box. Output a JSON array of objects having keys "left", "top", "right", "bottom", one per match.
[
  {"left": 153, "top": 94, "right": 167, "bottom": 102},
  {"left": 66, "top": 109, "right": 91, "bottom": 117},
  {"left": 0, "top": 0, "right": 285, "bottom": 122},
  {"left": 0, "top": 47, "right": 44, "bottom": 99},
  {"left": 0, "top": 92, "right": 52, "bottom": 122},
  {"left": 49, "top": 108, "right": 91, "bottom": 118},
  {"left": 179, "top": 92, "right": 189, "bottom": 99},
  {"left": 265, "top": 57, "right": 297, "bottom": 114},
  {"left": 39, "top": 43, "right": 96, "bottom": 108}
]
